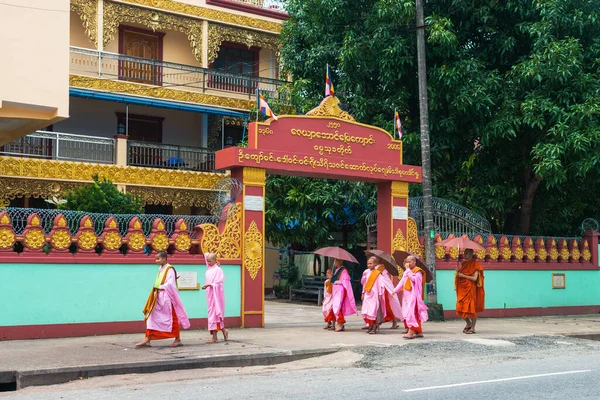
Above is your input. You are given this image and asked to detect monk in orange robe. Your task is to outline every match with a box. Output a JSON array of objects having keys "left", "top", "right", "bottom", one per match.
[{"left": 455, "top": 248, "right": 485, "bottom": 334}]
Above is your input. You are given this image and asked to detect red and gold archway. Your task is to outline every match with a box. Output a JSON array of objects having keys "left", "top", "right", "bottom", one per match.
[{"left": 216, "top": 96, "right": 422, "bottom": 327}]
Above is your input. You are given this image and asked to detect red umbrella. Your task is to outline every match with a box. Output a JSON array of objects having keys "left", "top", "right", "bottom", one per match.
[
  {"left": 314, "top": 246, "right": 359, "bottom": 264},
  {"left": 365, "top": 249, "right": 399, "bottom": 276},
  {"left": 435, "top": 235, "right": 485, "bottom": 251},
  {"left": 393, "top": 250, "right": 433, "bottom": 283}
]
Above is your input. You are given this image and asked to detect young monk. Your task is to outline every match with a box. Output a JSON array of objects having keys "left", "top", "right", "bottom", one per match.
[
  {"left": 394, "top": 255, "right": 429, "bottom": 339},
  {"left": 202, "top": 252, "right": 228, "bottom": 343},
  {"left": 137, "top": 251, "right": 190, "bottom": 348},
  {"left": 322, "top": 268, "right": 334, "bottom": 329},
  {"left": 373, "top": 257, "right": 402, "bottom": 330},
  {"left": 456, "top": 248, "right": 485, "bottom": 334},
  {"left": 361, "top": 256, "right": 384, "bottom": 334},
  {"left": 360, "top": 266, "right": 370, "bottom": 330},
  {"left": 324, "top": 259, "right": 357, "bottom": 332}
]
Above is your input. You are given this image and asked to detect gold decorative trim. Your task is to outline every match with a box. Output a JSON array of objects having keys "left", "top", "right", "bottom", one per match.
[
  {"left": 0, "top": 177, "right": 81, "bottom": 203},
  {"left": 197, "top": 202, "right": 242, "bottom": 259},
  {"left": 392, "top": 228, "right": 407, "bottom": 252},
  {"left": 244, "top": 220, "right": 263, "bottom": 280},
  {"left": 207, "top": 23, "right": 280, "bottom": 64},
  {"left": 0, "top": 157, "right": 224, "bottom": 190},
  {"left": 407, "top": 218, "right": 424, "bottom": 258},
  {"left": 70, "top": 76, "right": 254, "bottom": 111},
  {"left": 104, "top": 1, "right": 204, "bottom": 63},
  {"left": 71, "top": 0, "right": 98, "bottom": 48},
  {"left": 242, "top": 167, "right": 266, "bottom": 187},
  {"left": 126, "top": 186, "right": 213, "bottom": 208},
  {"left": 391, "top": 182, "right": 409, "bottom": 198},
  {"left": 305, "top": 96, "right": 355, "bottom": 122},
  {"left": 118, "top": 0, "right": 282, "bottom": 33}
]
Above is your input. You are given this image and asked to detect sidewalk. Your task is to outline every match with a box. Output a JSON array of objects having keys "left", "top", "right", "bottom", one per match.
[{"left": 2, "top": 301, "right": 600, "bottom": 389}]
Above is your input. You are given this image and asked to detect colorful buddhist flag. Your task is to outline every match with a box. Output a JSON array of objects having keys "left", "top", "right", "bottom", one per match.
[
  {"left": 325, "top": 65, "right": 335, "bottom": 97},
  {"left": 395, "top": 109, "right": 404, "bottom": 140},
  {"left": 258, "top": 93, "right": 278, "bottom": 120}
]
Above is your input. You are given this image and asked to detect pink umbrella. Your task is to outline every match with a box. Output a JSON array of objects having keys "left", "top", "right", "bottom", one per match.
[
  {"left": 314, "top": 246, "right": 359, "bottom": 264},
  {"left": 435, "top": 235, "right": 485, "bottom": 251}
]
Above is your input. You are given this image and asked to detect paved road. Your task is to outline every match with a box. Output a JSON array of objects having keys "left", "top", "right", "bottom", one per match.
[{"left": 4, "top": 335, "right": 599, "bottom": 399}]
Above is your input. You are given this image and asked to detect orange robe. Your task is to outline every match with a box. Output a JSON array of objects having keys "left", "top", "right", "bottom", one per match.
[{"left": 455, "top": 259, "right": 485, "bottom": 319}]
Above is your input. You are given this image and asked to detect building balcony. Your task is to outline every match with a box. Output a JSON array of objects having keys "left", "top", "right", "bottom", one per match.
[
  {"left": 70, "top": 46, "right": 287, "bottom": 102},
  {"left": 0, "top": 130, "right": 217, "bottom": 173},
  {"left": 207, "top": 0, "right": 287, "bottom": 17}
]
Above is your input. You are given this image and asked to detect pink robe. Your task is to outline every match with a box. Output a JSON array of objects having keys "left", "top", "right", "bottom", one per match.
[
  {"left": 394, "top": 268, "right": 429, "bottom": 328},
  {"left": 205, "top": 262, "right": 226, "bottom": 331},
  {"left": 331, "top": 267, "right": 357, "bottom": 317},
  {"left": 147, "top": 265, "right": 191, "bottom": 332},
  {"left": 321, "top": 280, "right": 334, "bottom": 318},
  {"left": 361, "top": 269, "right": 384, "bottom": 321},
  {"left": 379, "top": 268, "right": 403, "bottom": 321}
]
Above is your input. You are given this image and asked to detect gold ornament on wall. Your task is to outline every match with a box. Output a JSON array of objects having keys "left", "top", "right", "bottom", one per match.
[
  {"left": 196, "top": 203, "right": 242, "bottom": 259},
  {"left": 175, "top": 234, "right": 192, "bottom": 252},
  {"left": 244, "top": 221, "right": 263, "bottom": 280},
  {"left": 207, "top": 24, "right": 281, "bottom": 64},
  {"left": 537, "top": 247, "right": 547, "bottom": 260},
  {"left": 118, "top": 0, "right": 283, "bottom": 33},
  {"left": 406, "top": 218, "right": 424, "bottom": 258},
  {"left": 128, "top": 232, "right": 147, "bottom": 252},
  {"left": 104, "top": 1, "right": 204, "bottom": 63},
  {"left": 392, "top": 229, "right": 407, "bottom": 252},
  {"left": 78, "top": 231, "right": 98, "bottom": 251},
  {"left": 103, "top": 231, "right": 122, "bottom": 251},
  {"left": 51, "top": 230, "right": 72, "bottom": 250},
  {"left": 70, "top": 0, "right": 98, "bottom": 48},
  {"left": 69, "top": 76, "right": 254, "bottom": 111},
  {"left": 0, "top": 228, "right": 16, "bottom": 249},
  {"left": 151, "top": 233, "right": 170, "bottom": 251},
  {"left": 0, "top": 156, "right": 224, "bottom": 190},
  {"left": 242, "top": 167, "right": 266, "bottom": 187},
  {"left": 24, "top": 230, "right": 45, "bottom": 250}
]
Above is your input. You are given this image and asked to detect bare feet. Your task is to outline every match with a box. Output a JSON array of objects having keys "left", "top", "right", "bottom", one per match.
[
  {"left": 335, "top": 324, "right": 345, "bottom": 332},
  {"left": 391, "top": 321, "right": 399, "bottom": 329},
  {"left": 402, "top": 328, "right": 409, "bottom": 334},
  {"left": 171, "top": 339, "right": 182, "bottom": 347},
  {"left": 222, "top": 328, "right": 229, "bottom": 341},
  {"left": 403, "top": 330, "right": 417, "bottom": 339},
  {"left": 415, "top": 332, "right": 424, "bottom": 338},
  {"left": 135, "top": 338, "right": 151, "bottom": 348}
]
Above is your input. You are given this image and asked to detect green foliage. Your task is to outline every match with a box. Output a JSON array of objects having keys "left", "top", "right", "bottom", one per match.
[
  {"left": 59, "top": 175, "right": 144, "bottom": 214},
  {"left": 280, "top": 0, "right": 600, "bottom": 235},
  {"left": 265, "top": 176, "right": 376, "bottom": 250}
]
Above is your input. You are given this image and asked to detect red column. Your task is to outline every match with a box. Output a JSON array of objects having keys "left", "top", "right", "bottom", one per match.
[
  {"left": 232, "top": 166, "right": 266, "bottom": 328},
  {"left": 377, "top": 181, "right": 409, "bottom": 253}
]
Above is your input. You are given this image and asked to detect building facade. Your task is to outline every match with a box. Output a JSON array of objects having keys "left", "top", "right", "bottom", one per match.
[{"left": 0, "top": 0, "right": 287, "bottom": 214}]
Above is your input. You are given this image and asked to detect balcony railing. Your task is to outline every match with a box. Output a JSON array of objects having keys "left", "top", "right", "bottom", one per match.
[
  {"left": 127, "top": 140, "right": 216, "bottom": 172},
  {"left": 0, "top": 130, "right": 115, "bottom": 164},
  {"left": 70, "top": 47, "right": 286, "bottom": 100}
]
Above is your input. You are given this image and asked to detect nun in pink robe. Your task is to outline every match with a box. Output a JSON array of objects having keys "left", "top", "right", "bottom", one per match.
[
  {"left": 394, "top": 257, "right": 429, "bottom": 339},
  {"left": 325, "top": 259, "right": 357, "bottom": 331},
  {"left": 203, "top": 253, "right": 228, "bottom": 342},
  {"left": 361, "top": 257, "right": 384, "bottom": 334}
]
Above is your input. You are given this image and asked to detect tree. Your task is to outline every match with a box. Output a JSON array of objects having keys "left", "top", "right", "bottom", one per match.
[
  {"left": 280, "top": 0, "right": 600, "bottom": 236},
  {"left": 59, "top": 175, "right": 144, "bottom": 214},
  {"left": 265, "top": 176, "right": 376, "bottom": 250}
]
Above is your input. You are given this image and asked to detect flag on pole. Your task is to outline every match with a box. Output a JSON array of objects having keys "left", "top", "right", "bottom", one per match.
[
  {"left": 258, "top": 93, "right": 278, "bottom": 120},
  {"left": 394, "top": 109, "right": 404, "bottom": 140},
  {"left": 325, "top": 65, "right": 335, "bottom": 97}
]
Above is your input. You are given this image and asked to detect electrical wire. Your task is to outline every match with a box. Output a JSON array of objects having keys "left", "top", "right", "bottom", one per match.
[{"left": 0, "top": 1, "right": 68, "bottom": 12}]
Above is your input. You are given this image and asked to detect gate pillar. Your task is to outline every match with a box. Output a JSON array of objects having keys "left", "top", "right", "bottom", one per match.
[
  {"left": 377, "top": 181, "right": 409, "bottom": 254},
  {"left": 231, "top": 166, "right": 266, "bottom": 328}
]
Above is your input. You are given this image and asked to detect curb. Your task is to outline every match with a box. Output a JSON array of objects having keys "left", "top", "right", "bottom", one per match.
[{"left": 15, "top": 348, "right": 338, "bottom": 390}]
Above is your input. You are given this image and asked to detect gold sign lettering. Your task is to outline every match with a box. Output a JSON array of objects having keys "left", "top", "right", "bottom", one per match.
[
  {"left": 237, "top": 149, "right": 419, "bottom": 180},
  {"left": 259, "top": 128, "right": 274, "bottom": 136},
  {"left": 313, "top": 144, "right": 353, "bottom": 156},
  {"left": 290, "top": 129, "right": 375, "bottom": 147},
  {"left": 387, "top": 143, "right": 402, "bottom": 151}
]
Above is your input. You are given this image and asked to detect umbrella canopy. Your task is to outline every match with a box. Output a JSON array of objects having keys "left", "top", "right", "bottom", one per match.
[
  {"left": 365, "top": 249, "right": 399, "bottom": 276},
  {"left": 313, "top": 247, "right": 359, "bottom": 264},
  {"left": 392, "top": 250, "right": 433, "bottom": 283},
  {"left": 435, "top": 235, "right": 485, "bottom": 251}
]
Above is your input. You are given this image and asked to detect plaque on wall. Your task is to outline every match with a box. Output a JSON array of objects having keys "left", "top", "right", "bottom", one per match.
[
  {"left": 392, "top": 206, "right": 408, "bottom": 220},
  {"left": 244, "top": 195, "right": 264, "bottom": 211},
  {"left": 552, "top": 273, "right": 566, "bottom": 289},
  {"left": 177, "top": 271, "right": 199, "bottom": 290}
]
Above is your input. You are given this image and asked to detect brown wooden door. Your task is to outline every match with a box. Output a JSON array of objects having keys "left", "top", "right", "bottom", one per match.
[{"left": 119, "top": 27, "right": 163, "bottom": 85}]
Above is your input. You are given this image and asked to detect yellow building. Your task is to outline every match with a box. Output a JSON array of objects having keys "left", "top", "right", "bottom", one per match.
[{"left": 0, "top": 0, "right": 287, "bottom": 214}]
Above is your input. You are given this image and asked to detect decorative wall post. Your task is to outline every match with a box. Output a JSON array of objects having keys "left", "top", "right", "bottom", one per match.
[
  {"left": 379, "top": 181, "right": 409, "bottom": 254},
  {"left": 231, "top": 166, "right": 266, "bottom": 328},
  {"left": 0, "top": 212, "right": 16, "bottom": 252}
]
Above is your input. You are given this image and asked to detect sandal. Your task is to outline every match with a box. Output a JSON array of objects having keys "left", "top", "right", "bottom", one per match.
[
  {"left": 205, "top": 338, "right": 219, "bottom": 343},
  {"left": 403, "top": 331, "right": 417, "bottom": 340},
  {"left": 223, "top": 328, "right": 229, "bottom": 341},
  {"left": 463, "top": 326, "right": 472, "bottom": 333},
  {"left": 135, "top": 342, "right": 151, "bottom": 348},
  {"left": 464, "top": 328, "right": 476, "bottom": 334},
  {"left": 415, "top": 332, "right": 424, "bottom": 338},
  {"left": 335, "top": 325, "right": 345, "bottom": 332}
]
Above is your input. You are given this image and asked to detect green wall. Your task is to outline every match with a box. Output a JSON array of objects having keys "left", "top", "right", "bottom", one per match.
[
  {"left": 437, "top": 269, "right": 600, "bottom": 311},
  {"left": 1, "top": 263, "right": 241, "bottom": 326}
]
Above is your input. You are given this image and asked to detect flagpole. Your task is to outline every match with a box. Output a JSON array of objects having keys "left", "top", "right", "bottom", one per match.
[{"left": 255, "top": 88, "right": 260, "bottom": 122}]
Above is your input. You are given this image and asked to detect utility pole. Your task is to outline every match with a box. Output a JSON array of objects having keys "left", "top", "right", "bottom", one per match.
[{"left": 415, "top": 0, "right": 438, "bottom": 306}]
